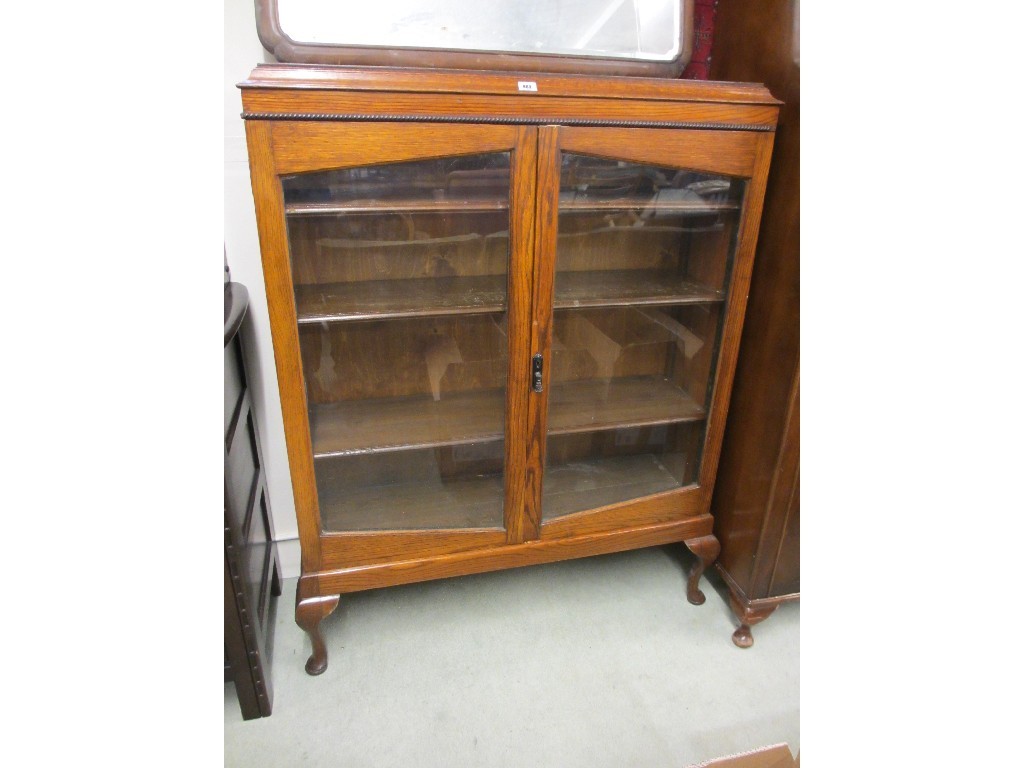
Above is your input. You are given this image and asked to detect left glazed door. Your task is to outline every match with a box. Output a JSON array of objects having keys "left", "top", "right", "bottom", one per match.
[{"left": 249, "top": 122, "right": 537, "bottom": 569}]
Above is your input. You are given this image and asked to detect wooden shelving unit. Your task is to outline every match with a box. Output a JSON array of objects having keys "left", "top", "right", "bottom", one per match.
[{"left": 241, "top": 64, "right": 779, "bottom": 674}]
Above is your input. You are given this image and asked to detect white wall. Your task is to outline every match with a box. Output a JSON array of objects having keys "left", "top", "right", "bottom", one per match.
[{"left": 224, "top": 1, "right": 302, "bottom": 575}]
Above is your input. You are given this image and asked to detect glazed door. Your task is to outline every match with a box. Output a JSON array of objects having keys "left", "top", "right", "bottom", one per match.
[
  {"left": 525, "top": 126, "right": 770, "bottom": 536},
  {"left": 251, "top": 122, "right": 537, "bottom": 568}
]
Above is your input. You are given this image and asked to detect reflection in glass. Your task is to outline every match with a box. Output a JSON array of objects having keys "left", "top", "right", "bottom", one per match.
[
  {"left": 283, "top": 154, "right": 512, "bottom": 532},
  {"left": 278, "top": 0, "right": 683, "bottom": 61},
  {"left": 542, "top": 154, "right": 745, "bottom": 520}
]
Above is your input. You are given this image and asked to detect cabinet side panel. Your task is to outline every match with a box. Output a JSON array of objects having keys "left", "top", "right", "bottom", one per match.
[
  {"left": 752, "top": 365, "right": 800, "bottom": 596},
  {"left": 224, "top": 554, "right": 262, "bottom": 718},
  {"left": 709, "top": 0, "right": 800, "bottom": 597},
  {"left": 245, "top": 120, "right": 323, "bottom": 571},
  {"left": 770, "top": 468, "right": 800, "bottom": 596}
]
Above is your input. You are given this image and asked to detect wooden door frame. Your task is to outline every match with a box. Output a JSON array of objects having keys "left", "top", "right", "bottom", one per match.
[
  {"left": 245, "top": 120, "right": 538, "bottom": 573},
  {"left": 526, "top": 125, "right": 777, "bottom": 537}
]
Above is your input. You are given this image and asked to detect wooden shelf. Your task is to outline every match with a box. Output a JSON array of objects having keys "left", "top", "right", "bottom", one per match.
[
  {"left": 547, "top": 376, "right": 705, "bottom": 435},
  {"left": 310, "top": 375, "right": 704, "bottom": 457},
  {"left": 542, "top": 453, "right": 682, "bottom": 521},
  {"left": 296, "top": 275, "right": 507, "bottom": 323},
  {"left": 316, "top": 451, "right": 682, "bottom": 532},
  {"left": 285, "top": 195, "right": 734, "bottom": 217},
  {"left": 318, "top": 469, "right": 505, "bottom": 532},
  {"left": 559, "top": 195, "right": 738, "bottom": 213},
  {"left": 311, "top": 388, "right": 505, "bottom": 458},
  {"left": 554, "top": 270, "right": 723, "bottom": 309},
  {"left": 295, "top": 270, "right": 719, "bottom": 324},
  {"left": 286, "top": 198, "right": 508, "bottom": 216}
]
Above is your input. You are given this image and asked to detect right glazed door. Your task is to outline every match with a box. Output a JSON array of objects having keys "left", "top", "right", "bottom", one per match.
[{"left": 529, "top": 126, "right": 758, "bottom": 534}]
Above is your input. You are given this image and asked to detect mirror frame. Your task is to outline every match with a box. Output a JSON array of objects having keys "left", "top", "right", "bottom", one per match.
[{"left": 254, "top": 0, "right": 694, "bottom": 77}]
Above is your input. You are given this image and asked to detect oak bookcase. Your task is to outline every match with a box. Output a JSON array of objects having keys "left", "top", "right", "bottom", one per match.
[{"left": 241, "top": 65, "right": 779, "bottom": 673}]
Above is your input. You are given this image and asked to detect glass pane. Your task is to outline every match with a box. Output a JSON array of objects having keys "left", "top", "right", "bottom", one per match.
[
  {"left": 283, "top": 154, "right": 511, "bottom": 532},
  {"left": 277, "top": 0, "right": 683, "bottom": 62},
  {"left": 542, "top": 154, "right": 745, "bottom": 520}
]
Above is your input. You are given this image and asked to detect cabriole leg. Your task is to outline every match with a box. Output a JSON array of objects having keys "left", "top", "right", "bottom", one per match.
[
  {"left": 729, "top": 593, "right": 778, "bottom": 648},
  {"left": 683, "top": 534, "right": 721, "bottom": 606},
  {"left": 295, "top": 590, "right": 340, "bottom": 676}
]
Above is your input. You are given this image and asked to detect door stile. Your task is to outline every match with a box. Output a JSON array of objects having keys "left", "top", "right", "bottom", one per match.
[
  {"left": 695, "top": 130, "right": 777, "bottom": 501},
  {"left": 521, "top": 126, "right": 562, "bottom": 540},
  {"left": 245, "top": 119, "right": 324, "bottom": 573},
  {"left": 504, "top": 126, "right": 539, "bottom": 543}
]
